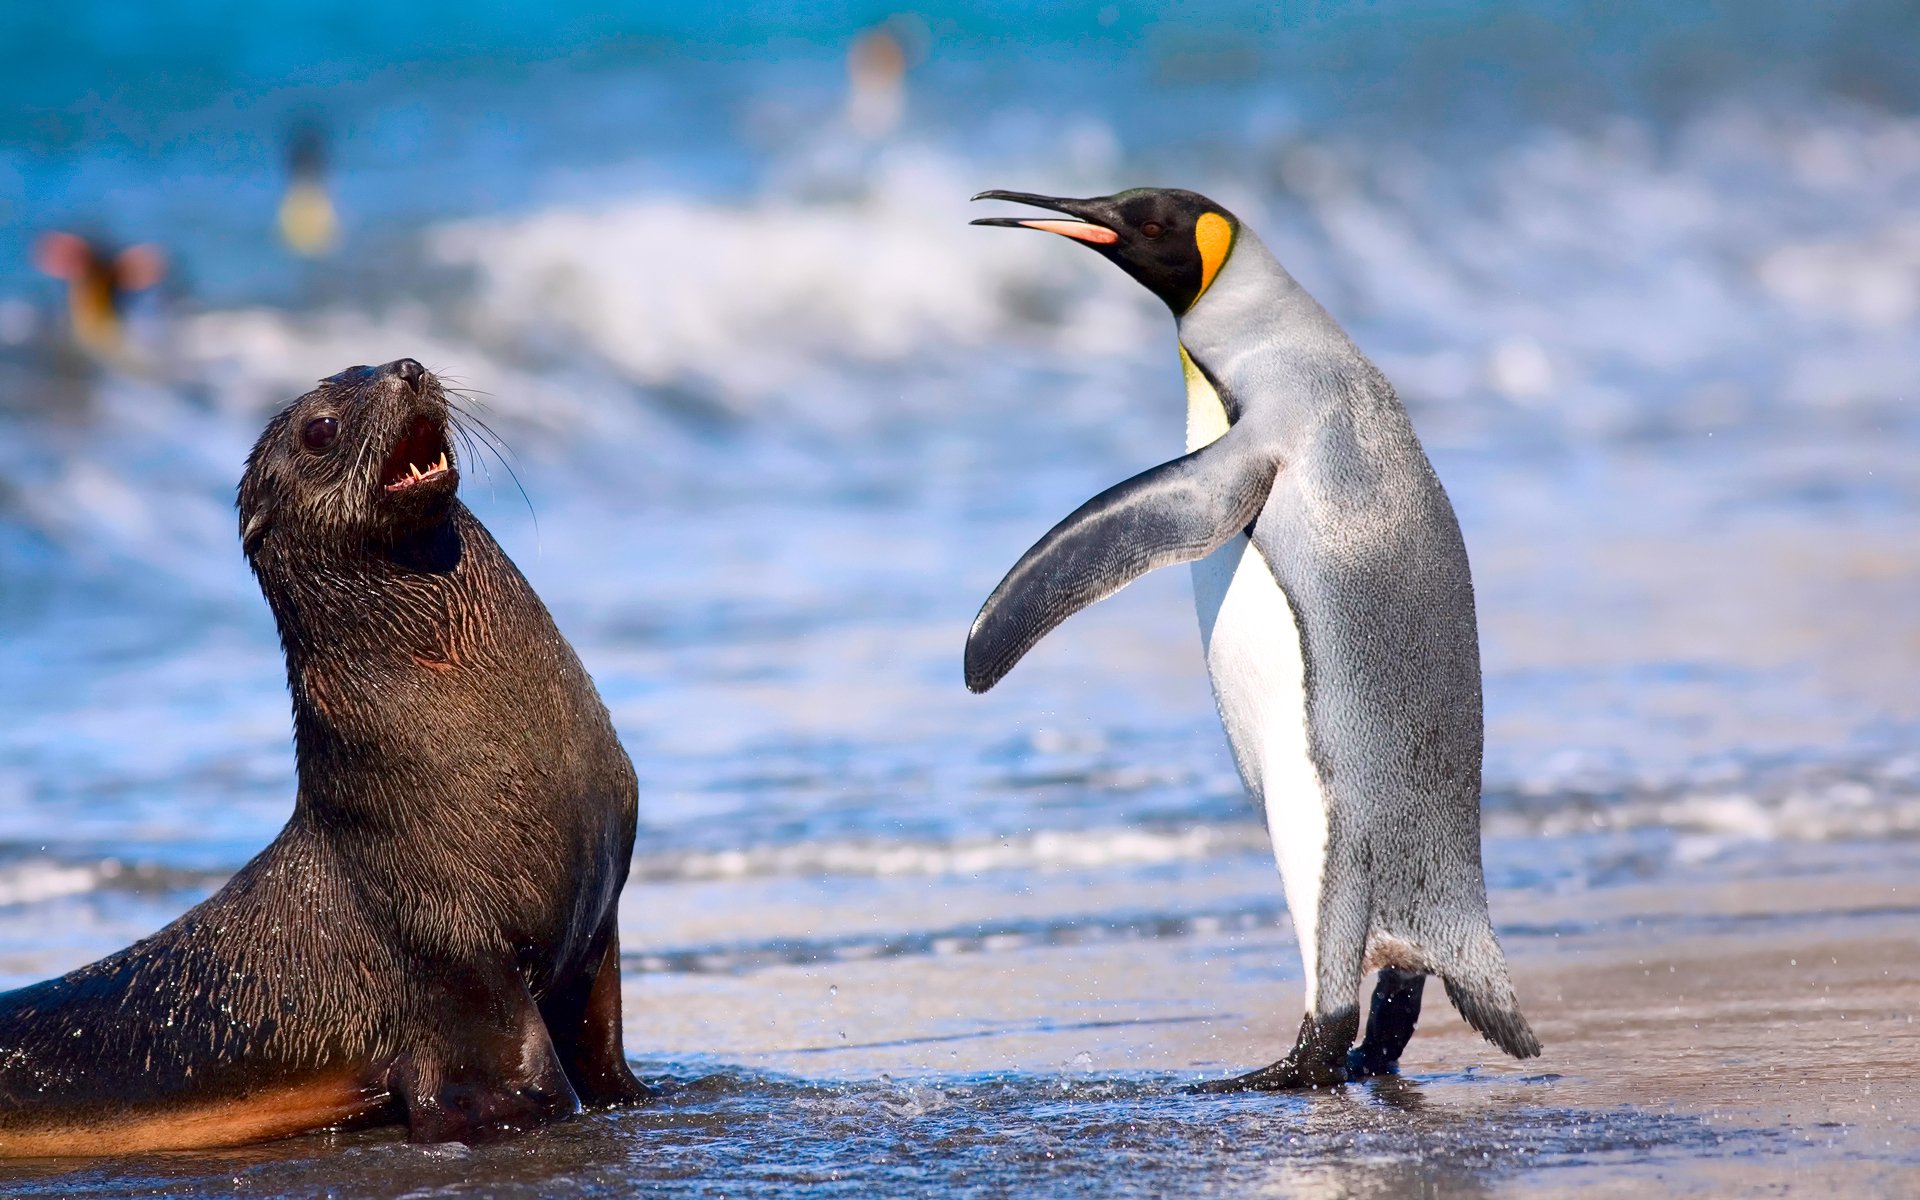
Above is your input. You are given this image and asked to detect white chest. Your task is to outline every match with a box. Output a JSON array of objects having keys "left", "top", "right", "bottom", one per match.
[{"left": 1181, "top": 346, "right": 1330, "bottom": 1000}]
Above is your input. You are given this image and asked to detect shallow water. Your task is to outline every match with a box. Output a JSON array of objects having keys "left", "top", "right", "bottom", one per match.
[
  {"left": 2, "top": 1, "right": 1919, "bottom": 1194},
  {"left": 0, "top": 1071, "right": 1779, "bottom": 1199}
]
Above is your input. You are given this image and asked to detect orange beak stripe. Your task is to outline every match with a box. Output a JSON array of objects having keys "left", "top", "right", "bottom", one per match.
[{"left": 1018, "top": 219, "right": 1120, "bottom": 245}]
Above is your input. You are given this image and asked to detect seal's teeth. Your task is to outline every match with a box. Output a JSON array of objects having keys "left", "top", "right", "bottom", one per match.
[
  {"left": 409, "top": 463, "right": 423, "bottom": 480},
  {"left": 436, "top": 452, "right": 448, "bottom": 472}
]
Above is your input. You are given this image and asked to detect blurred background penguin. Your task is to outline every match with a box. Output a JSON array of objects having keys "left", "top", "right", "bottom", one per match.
[
  {"left": 845, "top": 16, "right": 927, "bottom": 139},
  {"left": 30, "top": 232, "right": 166, "bottom": 361},
  {"left": 277, "top": 123, "right": 339, "bottom": 257}
]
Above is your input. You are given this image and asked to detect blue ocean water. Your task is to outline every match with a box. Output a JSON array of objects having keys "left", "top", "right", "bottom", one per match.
[
  {"left": 4, "top": 0, "right": 1919, "bottom": 944},
  {"left": 0, "top": 2, "right": 1918, "bottom": 1192}
]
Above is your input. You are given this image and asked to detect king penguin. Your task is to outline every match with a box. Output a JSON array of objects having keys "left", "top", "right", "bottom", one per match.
[
  {"left": 965, "top": 188, "right": 1540, "bottom": 1089},
  {"left": 31, "top": 232, "right": 166, "bottom": 360},
  {"left": 278, "top": 123, "right": 339, "bottom": 258}
]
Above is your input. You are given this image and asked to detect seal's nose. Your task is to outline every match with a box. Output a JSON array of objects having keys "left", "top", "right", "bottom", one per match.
[{"left": 388, "top": 358, "right": 427, "bottom": 394}]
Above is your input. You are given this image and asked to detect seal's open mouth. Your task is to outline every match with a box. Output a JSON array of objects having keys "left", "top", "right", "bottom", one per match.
[{"left": 380, "top": 416, "right": 453, "bottom": 493}]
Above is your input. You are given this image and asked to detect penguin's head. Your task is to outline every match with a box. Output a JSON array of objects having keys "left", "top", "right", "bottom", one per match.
[{"left": 971, "top": 188, "right": 1239, "bottom": 314}]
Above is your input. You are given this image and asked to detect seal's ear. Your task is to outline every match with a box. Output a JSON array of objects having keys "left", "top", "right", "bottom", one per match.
[{"left": 241, "top": 510, "right": 271, "bottom": 556}]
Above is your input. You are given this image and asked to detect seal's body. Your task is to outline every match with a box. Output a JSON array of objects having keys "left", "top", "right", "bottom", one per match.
[
  {"left": 0, "top": 359, "right": 648, "bottom": 1155},
  {"left": 966, "top": 190, "right": 1538, "bottom": 1088}
]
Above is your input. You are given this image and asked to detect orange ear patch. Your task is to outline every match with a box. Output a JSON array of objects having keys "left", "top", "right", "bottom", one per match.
[
  {"left": 1195, "top": 212, "right": 1232, "bottom": 299},
  {"left": 32, "top": 232, "right": 94, "bottom": 281}
]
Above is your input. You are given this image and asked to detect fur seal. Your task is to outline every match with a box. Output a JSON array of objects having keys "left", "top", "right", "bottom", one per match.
[
  {"left": 967, "top": 189, "right": 1540, "bottom": 1088},
  {"left": 0, "top": 358, "right": 649, "bottom": 1155}
]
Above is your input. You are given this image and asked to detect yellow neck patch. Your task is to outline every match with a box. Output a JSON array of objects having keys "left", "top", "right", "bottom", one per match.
[
  {"left": 1180, "top": 344, "right": 1230, "bottom": 451},
  {"left": 1194, "top": 212, "right": 1232, "bottom": 305}
]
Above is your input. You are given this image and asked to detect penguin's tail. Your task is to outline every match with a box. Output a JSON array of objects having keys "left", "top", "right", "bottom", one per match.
[{"left": 1436, "top": 934, "right": 1542, "bottom": 1060}]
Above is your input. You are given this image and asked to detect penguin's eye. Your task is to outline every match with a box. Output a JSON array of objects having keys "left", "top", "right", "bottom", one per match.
[
  {"left": 302, "top": 416, "right": 340, "bottom": 453},
  {"left": 1141, "top": 222, "right": 1165, "bottom": 239}
]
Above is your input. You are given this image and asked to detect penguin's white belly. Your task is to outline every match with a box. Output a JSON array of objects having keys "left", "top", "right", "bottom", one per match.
[
  {"left": 1181, "top": 343, "right": 1329, "bottom": 1009},
  {"left": 1190, "top": 540, "right": 1329, "bottom": 1008}
]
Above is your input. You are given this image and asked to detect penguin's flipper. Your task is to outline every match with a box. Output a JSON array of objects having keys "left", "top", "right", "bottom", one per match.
[{"left": 965, "top": 427, "right": 1277, "bottom": 693}]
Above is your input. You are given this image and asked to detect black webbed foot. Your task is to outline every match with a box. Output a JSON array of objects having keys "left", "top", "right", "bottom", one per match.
[
  {"left": 1345, "top": 968, "right": 1426, "bottom": 1079},
  {"left": 1190, "top": 1008, "right": 1359, "bottom": 1093},
  {"left": 1189, "top": 1056, "right": 1347, "bottom": 1093}
]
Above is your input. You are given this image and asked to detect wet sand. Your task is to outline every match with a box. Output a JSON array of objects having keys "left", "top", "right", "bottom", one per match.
[
  {"left": 7, "top": 837, "right": 1910, "bottom": 1197},
  {"left": 2, "top": 841, "right": 1911, "bottom": 1197},
  {"left": 625, "top": 837, "right": 1920, "bottom": 1196}
]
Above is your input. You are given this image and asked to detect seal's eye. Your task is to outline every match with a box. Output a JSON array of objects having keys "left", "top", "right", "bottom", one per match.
[
  {"left": 1141, "top": 221, "right": 1165, "bottom": 239},
  {"left": 302, "top": 416, "right": 339, "bottom": 453}
]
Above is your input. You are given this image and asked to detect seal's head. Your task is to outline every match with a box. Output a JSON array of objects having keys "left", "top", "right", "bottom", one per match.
[{"left": 238, "top": 358, "right": 460, "bottom": 560}]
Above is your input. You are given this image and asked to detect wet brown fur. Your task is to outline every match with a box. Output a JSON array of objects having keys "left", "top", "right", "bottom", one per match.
[{"left": 0, "top": 360, "right": 650, "bottom": 1156}]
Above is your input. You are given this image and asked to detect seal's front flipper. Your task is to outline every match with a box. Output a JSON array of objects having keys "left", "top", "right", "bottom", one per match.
[
  {"left": 966, "top": 426, "right": 1277, "bottom": 692},
  {"left": 1347, "top": 968, "right": 1425, "bottom": 1078},
  {"left": 544, "top": 928, "right": 654, "bottom": 1107},
  {"left": 1189, "top": 1008, "right": 1358, "bottom": 1093},
  {"left": 394, "top": 977, "right": 580, "bottom": 1143}
]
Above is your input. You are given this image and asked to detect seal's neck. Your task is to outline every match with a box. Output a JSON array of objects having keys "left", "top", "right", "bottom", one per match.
[
  {"left": 252, "top": 507, "right": 564, "bottom": 814},
  {"left": 256, "top": 512, "right": 492, "bottom": 661}
]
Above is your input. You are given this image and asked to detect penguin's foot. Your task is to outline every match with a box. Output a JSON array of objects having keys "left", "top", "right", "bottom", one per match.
[
  {"left": 1189, "top": 1009, "right": 1358, "bottom": 1094},
  {"left": 1344, "top": 1043, "right": 1401, "bottom": 1078},
  {"left": 1345, "top": 968, "right": 1427, "bottom": 1079},
  {"left": 1189, "top": 1055, "right": 1347, "bottom": 1093}
]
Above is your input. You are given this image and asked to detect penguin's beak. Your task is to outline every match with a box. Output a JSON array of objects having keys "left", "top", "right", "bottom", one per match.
[{"left": 969, "top": 191, "right": 1120, "bottom": 246}]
